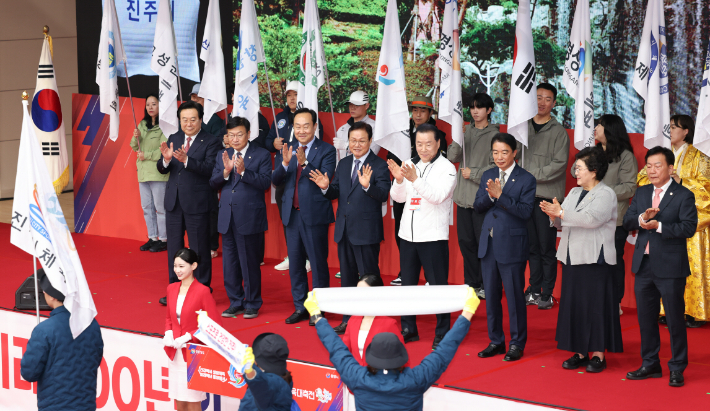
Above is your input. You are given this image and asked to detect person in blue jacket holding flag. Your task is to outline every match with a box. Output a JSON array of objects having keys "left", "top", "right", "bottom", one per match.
[
  {"left": 239, "top": 333, "right": 295, "bottom": 410},
  {"left": 306, "top": 288, "right": 480, "bottom": 411}
]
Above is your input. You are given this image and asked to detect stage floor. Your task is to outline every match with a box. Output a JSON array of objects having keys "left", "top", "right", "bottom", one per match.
[{"left": 2, "top": 223, "right": 707, "bottom": 410}]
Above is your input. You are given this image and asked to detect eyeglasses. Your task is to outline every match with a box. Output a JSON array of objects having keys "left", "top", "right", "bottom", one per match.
[
  {"left": 228, "top": 133, "right": 247, "bottom": 139},
  {"left": 574, "top": 166, "right": 589, "bottom": 173}
]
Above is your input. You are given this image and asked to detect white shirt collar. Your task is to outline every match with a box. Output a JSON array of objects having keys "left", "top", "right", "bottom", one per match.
[
  {"left": 654, "top": 178, "right": 672, "bottom": 194},
  {"left": 500, "top": 162, "right": 516, "bottom": 176},
  {"left": 353, "top": 150, "right": 370, "bottom": 164},
  {"left": 236, "top": 142, "right": 249, "bottom": 158}
]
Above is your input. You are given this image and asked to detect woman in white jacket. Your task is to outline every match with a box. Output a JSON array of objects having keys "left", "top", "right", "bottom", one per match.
[{"left": 387, "top": 123, "right": 457, "bottom": 350}]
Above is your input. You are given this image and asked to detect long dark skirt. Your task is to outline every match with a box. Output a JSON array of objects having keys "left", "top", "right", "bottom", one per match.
[{"left": 556, "top": 263, "right": 623, "bottom": 353}]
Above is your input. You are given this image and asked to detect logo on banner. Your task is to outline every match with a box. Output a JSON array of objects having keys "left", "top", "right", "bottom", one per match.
[
  {"left": 228, "top": 364, "right": 246, "bottom": 388},
  {"left": 108, "top": 31, "right": 117, "bottom": 79},
  {"left": 316, "top": 388, "right": 332, "bottom": 403}
]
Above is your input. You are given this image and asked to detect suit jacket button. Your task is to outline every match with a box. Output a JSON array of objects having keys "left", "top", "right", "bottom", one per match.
[{"left": 232, "top": 190, "right": 235, "bottom": 193}]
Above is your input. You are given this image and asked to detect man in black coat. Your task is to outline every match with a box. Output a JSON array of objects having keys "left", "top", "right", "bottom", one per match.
[{"left": 623, "top": 146, "right": 697, "bottom": 387}]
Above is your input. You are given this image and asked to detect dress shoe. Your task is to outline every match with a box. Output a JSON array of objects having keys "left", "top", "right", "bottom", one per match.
[
  {"left": 159, "top": 296, "right": 167, "bottom": 306},
  {"left": 222, "top": 306, "right": 245, "bottom": 317},
  {"left": 243, "top": 308, "right": 259, "bottom": 319},
  {"left": 478, "top": 343, "right": 506, "bottom": 358},
  {"left": 503, "top": 345, "right": 524, "bottom": 361},
  {"left": 658, "top": 316, "right": 667, "bottom": 325},
  {"left": 562, "top": 354, "right": 589, "bottom": 370},
  {"left": 140, "top": 239, "right": 156, "bottom": 251},
  {"left": 333, "top": 322, "right": 348, "bottom": 335},
  {"left": 586, "top": 356, "right": 606, "bottom": 373},
  {"left": 401, "top": 329, "right": 420, "bottom": 343},
  {"left": 285, "top": 310, "right": 309, "bottom": 324},
  {"left": 627, "top": 365, "right": 663, "bottom": 380},
  {"left": 669, "top": 371, "right": 684, "bottom": 387},
  {"left": 432, "top": 335, "right": 445, "bottom": 349},
  {"left": 149, "top": 240, "right": 167, "bottom": 252},
  {"left": 686, "top": 316, "right": 706, "bottom": 328}
]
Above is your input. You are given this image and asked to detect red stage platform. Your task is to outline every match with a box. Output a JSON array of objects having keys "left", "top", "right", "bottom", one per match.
[{"left": 2, "top": 223, "right": 707, "bottom": 410}]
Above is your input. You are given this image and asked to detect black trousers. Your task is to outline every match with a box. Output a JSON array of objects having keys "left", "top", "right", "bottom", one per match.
[
  {"left": 635, "top": 256, "right": 688, "bottom": 372},
  {"left": 527, "top": 198, "right": 558, "bottom": 296},
  {"left": 456, "top": 205, "right": 485, "bottom": 289},
  {"left": 166, "top": 196, "right": 212, "bottom": 288},
  {"left": 338, "top": 224, "right": 381, "bottom": 322},
  {"left": 222, "top": 220, "right": 262, "bottom": 310},
  {"left": 400, "top": 239, "right": 451, "bottom": 337},
  {"left": 613, "top": 226, "right": 629, "bottom": 303},
  {"left": 209, "top": 191, "right": 219, "bottom": 251},
  {"left": 275, "top": 183, "right": 288, "bottom": 246},
  {"left": 393, "top": 201, "right": 405, "bottom": 252}
]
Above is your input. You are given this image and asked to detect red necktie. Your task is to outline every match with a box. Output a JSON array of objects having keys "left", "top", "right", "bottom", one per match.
[
  {"left": 185, "top": 137, "right": 192, "bottom": 152},
  {"left": 645, "top": 188, "right": 662, "bottom": 254},
  {"left": 293, "top": 146, "right": 306, "bottom": 209}
]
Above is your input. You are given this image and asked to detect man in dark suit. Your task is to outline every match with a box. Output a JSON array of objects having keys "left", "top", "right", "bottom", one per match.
[
  {"left": 210, "top": 116, "right": 272, "bottom": 319},
  {"left": 272, "top": 107, "right": 336, "bottom": 324},
  {"left": 623, "top": 146, "right": 697, "bottom": 387},
  {"left": 157, "top": 101, "right": 221, "bottom": 304},
  {"left": 474, "top": 132, "right": 536, "bottom": 361},
  {"left": 309, "top": 122, "right": 390, "bottom": 334}
]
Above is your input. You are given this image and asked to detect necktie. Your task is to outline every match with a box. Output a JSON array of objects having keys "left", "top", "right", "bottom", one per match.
[
  {"left": 645, "top": 188, "right": 662, "bottom": 254},
  {"left": 293, "top": 146, "right": 306, "bottom": 209},
  {"left": 500, "top": 170, "right": 507, "bottom": 188},
  {"left": 351, "top": 159, "right": 361, "bottom": 186},
  {"left": 185, "top": 137, "right": 192, "bottom": 152}
]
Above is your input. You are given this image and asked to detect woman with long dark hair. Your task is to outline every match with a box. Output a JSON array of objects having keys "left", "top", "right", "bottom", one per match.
[{"left": 130, "top": 93, "right": 169, "bottom": 253}]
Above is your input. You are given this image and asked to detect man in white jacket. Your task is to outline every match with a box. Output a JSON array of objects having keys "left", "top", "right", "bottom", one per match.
[{"left": 388, "top": 123, "right": 457, "bottom": 349}]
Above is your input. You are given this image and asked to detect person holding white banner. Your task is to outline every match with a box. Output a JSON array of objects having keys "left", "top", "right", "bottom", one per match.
[
  {"left": 191, "top": 83, "right": 225, "bottom": 138},
  {"left": 240, "top": 333, "right": 294, "bottom": 410},
  {"left": 520, "top": 83, "right": 570, "bottom": 310}
]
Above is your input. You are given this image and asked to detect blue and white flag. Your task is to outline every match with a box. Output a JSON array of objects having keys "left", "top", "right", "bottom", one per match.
[
  {"left": 632, "top": 0, "right": 671, "bottom": 149},
  {"left": 96, "top": 0, "right": 126, "bottom": 141},
  {"left": 507, "top": 0, "right": 537, "bottom": 147},
  {"left": 152, "top": 0, "right": 180, "bottom": 136},
  {"left": 298, "top": 0, "right": 327, "bottom": 114},
  {"left": 694, "top": 42, "right": 710, "bottom": 156},
  {"left": 438, "top": 0, "right": 463, "bottom": 147},
  {"left": 11, "top": 98, "right": 97, "bottom": 338},
  {"left": 233, "top": 0, "right": 265, "bottom": 139},
  {"left": 373, "top": 0, "right": 410, "bottom": 162},
  {"left": 562, "top": 0, "right": 594, "bottom": 150},
  {"left": 198, "top": 0, "right": 227, "bottom": 123}
]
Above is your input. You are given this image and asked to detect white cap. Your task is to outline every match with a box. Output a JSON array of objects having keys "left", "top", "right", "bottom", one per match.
[
  {"left": 285, "top": 81, "right": 299, "bottom": 93},
  {"left": 347, "top": 90, "right": 369, "bottom": 105},
  {"left": 190, "top": 83, "right": 201, "bottom": 96}
]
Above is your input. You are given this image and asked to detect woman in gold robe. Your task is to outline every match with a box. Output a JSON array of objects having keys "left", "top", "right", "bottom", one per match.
[{"left": 638, "top": 115, "right": 710, "bottom": 327}]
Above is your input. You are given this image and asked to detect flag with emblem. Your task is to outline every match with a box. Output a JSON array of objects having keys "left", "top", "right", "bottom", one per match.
[
  {"left": 507, "top": 0, "right": 537, "bottom": 147},
  {"left": 694, "top": 41, "right": 710, "bottom": 156},
  {"left": 373, "top": 0, "right": 410, "bottom": 162},
  {"left": 233, "top": 0, "right": 265, "bottom": 140},
  {"left": 151, "top": 0, "right": 180, "bottom": 136},
  {"left": 198, "top": 0, "right": 227, "bottom": 123},
  {"left": 438, "top": 0, "right": 463, "bottom": 147},
  {"left": 562, "top": 0, "right": 594, "bottom": 150},
  {"left": 95, "top": 0, "right": 126, "bottom": 142},
  {"left": 32, "top": 36, "right": 69, "bottom": 195},
  {"left": 12, "top": 97, "right": 97, "bottom": 338},
  {"left": 297, "top": 0, "right": 326, "bottom": 114},
  {"left": 632, "top": 0, "right": 671, "bottom": 149}
]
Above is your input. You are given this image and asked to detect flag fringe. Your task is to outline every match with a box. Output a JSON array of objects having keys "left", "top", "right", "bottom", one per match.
[{"left": 52, "top": 165, "right": 69, "bottom": 196}]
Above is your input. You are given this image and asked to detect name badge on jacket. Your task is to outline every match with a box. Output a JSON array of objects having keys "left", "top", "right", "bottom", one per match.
[{"left": 409, "top": 196, "right": 422, "bottom": 211}]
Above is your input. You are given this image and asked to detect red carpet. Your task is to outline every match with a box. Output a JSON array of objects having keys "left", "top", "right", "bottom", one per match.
[{"left": 2, "top": 223, "right": 708, "bottom": 410}]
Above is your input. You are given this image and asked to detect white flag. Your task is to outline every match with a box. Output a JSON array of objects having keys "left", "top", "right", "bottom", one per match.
[
  {"left": 152, "top": 0, "right": 180, "bottom": 136},
  {"left": 694, "top": 42, "right": 710, "bottom": 156},
  {"left": 194, "top": 311, "right": 247, "bottom": 372},
  {"left": 438, "top": 0, "right": 463, "bottom": 147},
  {"left": 11, "top": 99, "right": 97, "bottom": 338},
  {"left": 233, "top": 0, "right": 265, "bottom": 139},
  {"left": 507, "top": 0, "right": 537, "bottom": 147},
  {"left": 632, "top": 0, "right": 671, "bottom": 149},
  {"left": 95, "top": 0, "right": 126, "bottom": 142},
  {"left": 298, "top": 0, "right": 326, "bottom": 114},
  {"left": 562, "top": 0, "right": 594, "bottom": 150},
  {"left": 198, "top": 0, "right": 227, "bottom": 123},
  {"left": 32, "top": 37, "right": 69, "bottom": 195},
  {"left": 373, "top": 0, "right": 410, "bottom": 162}
]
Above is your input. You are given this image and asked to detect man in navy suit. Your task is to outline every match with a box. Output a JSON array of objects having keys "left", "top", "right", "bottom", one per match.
[
  {"left": 474, "top": 132, "right": 536, "bottom": 361},
  {"left": 157, "top": 101, "right": 221, "bottom": 304},
  {"left": 272, "top": 108, "right": 336, "bottom": 324},
  {"left": 210, "top": 116, "right": 272, "bottom": 319},
  {"left": 309, "top": 122, "right": 390, "bottom": 334},
  {"left": 623, "top": 146, "right": 697, "bottom": 387}
]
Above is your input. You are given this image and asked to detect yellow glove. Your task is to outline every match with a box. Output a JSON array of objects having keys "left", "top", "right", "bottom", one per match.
[
  {"left": 243, "top": 346, "right": 255, "bottom": 374},
  {"left": 304, "top": 291, "right": 321, "bottom": 316},
  {"left": 463, "top": 287, "right": 481, "bottom": 315}
]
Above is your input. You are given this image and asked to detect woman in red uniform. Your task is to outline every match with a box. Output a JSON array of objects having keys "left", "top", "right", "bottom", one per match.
[{"left": 163, "top": 248, "right": 222, "bottom": 411}]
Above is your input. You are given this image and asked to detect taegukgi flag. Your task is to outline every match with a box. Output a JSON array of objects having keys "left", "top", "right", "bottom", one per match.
[
  {"left": 32, "top": 36, "right": 69, "bottom": 195},
  {"left": 298, "top": 0, "right": 326, "bottom": 114},
  {"left": 438, "top": 0, "right": 463, "bottom": 147},
  {"left": 562, "top": 0, "right": 594, "bottom": 150},
  {"left": 373, "top": 0, "right": 410, "bottom": 162},
  {"left": 11, "top": 98, "right": 97, "bottom": 338},
  {"left": 632, "top": 0, "right": 671, "bottom": 149},
  {"left": 96, "top": 0, "right": 126, "bottom": 142},
  {"left": 233, "top": 0, "right": 265, "bottom": 140},
  {"left": 694, "top": 41, "right": 710, "bottom": 156},
  {"left": 507, "top": 0, "right": 537, "bottom": 147},
  {"left": 152, "top": 0, "right": 180, "bottom": 136},
  {"left": 198, "top": 0, "right": 227, "bottom": 123}
]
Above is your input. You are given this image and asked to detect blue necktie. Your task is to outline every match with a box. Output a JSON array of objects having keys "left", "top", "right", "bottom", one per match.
[{"left": 351, "top": 159, "right": 361, "bottom": 186}]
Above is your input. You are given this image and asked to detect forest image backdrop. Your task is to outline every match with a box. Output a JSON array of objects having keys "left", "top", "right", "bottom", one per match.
[{"left": 233, "top": 0, "right": 710, "bottom": 134}]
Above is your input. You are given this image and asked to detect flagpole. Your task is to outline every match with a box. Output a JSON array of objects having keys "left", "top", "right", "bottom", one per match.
[
  {"left": 109, "top": 1, "right": 137, "bottom": 131},
  {"left": 261, "top": 61, "right": 281, "bottom": 140},
  {"left": 168, "top": 1, "right": 183, "bottom": 103}
]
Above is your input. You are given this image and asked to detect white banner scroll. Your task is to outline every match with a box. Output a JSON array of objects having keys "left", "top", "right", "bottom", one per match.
[
  {"left": 314, "top": 285, "right": 470, "bottom": 317},
  {"left": 194, "top": 311, "right": 248, "bottom": 373}
]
